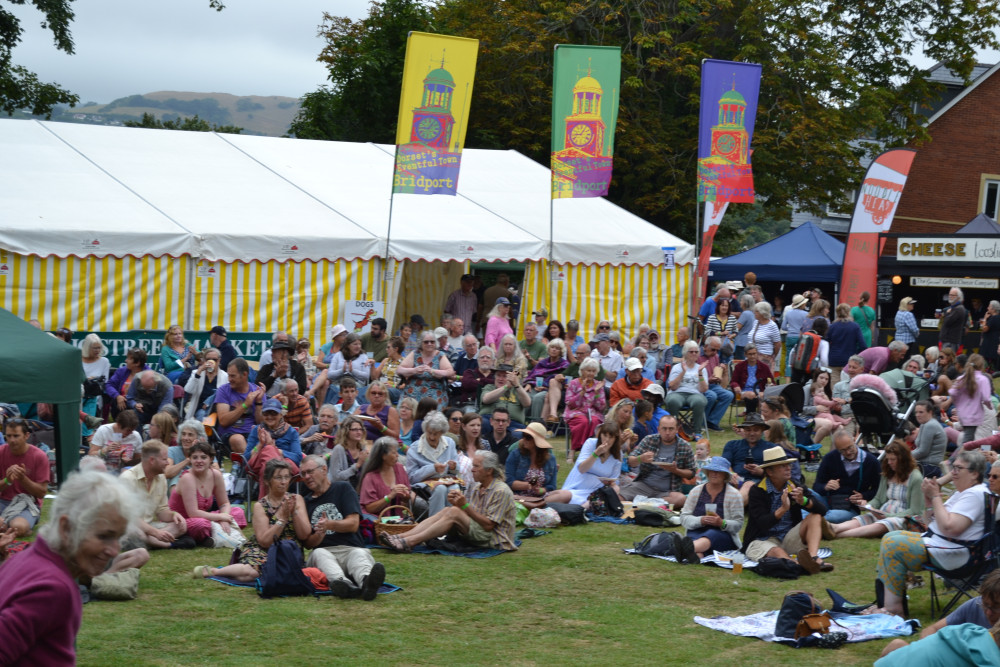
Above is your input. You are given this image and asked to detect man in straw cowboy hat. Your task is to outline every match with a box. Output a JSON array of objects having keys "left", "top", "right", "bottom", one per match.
[{"left": 741, "top": 445, "right": 833, "bottom": 574}]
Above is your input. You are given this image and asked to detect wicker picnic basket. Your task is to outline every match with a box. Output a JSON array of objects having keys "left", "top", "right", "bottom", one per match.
[{"left": 374, "top": 505, "right": 416, "bottom": 540}]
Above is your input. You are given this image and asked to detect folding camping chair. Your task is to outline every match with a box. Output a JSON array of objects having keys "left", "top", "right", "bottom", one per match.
[{"left": 925, "top": 492, "right": 1000, "bottom": 618}]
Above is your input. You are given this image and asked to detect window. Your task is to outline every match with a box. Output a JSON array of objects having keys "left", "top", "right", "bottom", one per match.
[
  {"left": 826, "top": 189, "right": 857, "bottom": 219},
  {"left": 983, "top": 179, "right": 1000, "bottom": 220}
]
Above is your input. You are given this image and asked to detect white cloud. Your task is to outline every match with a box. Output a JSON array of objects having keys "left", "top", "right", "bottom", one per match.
[{"left": 9, "top": 0, "right": 371, "bottom": 102}]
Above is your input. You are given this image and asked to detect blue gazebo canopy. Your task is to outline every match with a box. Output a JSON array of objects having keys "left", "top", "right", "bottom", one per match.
[{"left": 709, "top": 221, "right": 845, "bottom": 282}]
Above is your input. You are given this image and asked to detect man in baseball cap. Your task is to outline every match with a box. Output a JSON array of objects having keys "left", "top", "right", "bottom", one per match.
[{"left": 208, "top": 325, "right": 239, "bottom": 369}]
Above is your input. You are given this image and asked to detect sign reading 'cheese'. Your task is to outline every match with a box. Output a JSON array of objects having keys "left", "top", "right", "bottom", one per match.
[{"left": 897, "top": 237, "right": 1000, "bottom": 262}]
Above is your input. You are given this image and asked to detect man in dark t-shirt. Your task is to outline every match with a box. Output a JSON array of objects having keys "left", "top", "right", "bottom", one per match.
[{"left": 300, "top": 454, "right": 385, "bottom": 600}]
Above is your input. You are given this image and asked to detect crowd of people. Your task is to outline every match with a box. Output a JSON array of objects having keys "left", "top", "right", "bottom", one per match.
[{"left": 5, "top": 272, "right": 1000, "bottom": 663}]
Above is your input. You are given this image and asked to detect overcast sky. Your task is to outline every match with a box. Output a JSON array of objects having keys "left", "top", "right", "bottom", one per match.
[
  {"left": 9, "top": 1, "right": 1000, "bottom": 106},
  {"left": 10, "top": 0, "right": 371, "bottom": 103}
]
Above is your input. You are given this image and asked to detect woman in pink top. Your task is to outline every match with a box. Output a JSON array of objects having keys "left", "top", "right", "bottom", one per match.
[
  {"left": 484, "top": 297, "right": 514, "bottom": 349},
  {"left": 357, "top": 437, "right": 423, "bottom": 518},
  {"left": 0, "top": 470, "right": 138, "bottom": 666},
  {"left": 169, "top": 442, "right": 247, "bottom": 544},
  {"left": 944, "top": 353, "right": 994, "bottom": 445}
]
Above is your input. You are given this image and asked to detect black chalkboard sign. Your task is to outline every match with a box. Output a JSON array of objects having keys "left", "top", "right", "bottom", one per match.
[{"left": 877, "top": 279, "right": 893, "bottom": 304}]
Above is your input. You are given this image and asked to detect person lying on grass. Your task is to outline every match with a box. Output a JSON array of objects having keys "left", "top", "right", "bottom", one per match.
[
  {"left": 193, "top": 459, "right": 310, "bottom": 582},
  {"left": 379, "top": 451, "right": 517, "bottom": 553}
]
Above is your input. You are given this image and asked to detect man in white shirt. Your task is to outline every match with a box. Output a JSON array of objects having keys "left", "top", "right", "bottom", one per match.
[
  {"left": 590, "top": 333, "right": 624, "bottom": 375},
  {"left": 119, "top": 440, "right": 192, "bottom": 549},
  {"left": 446, "top": 317, "right": 465, "bottom": 353}
]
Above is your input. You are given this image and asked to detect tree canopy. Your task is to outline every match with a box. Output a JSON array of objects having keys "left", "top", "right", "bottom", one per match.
[
  {"left": 2, "top": 0, "right": 225, "bottom": 118},
  {"left": 292, "top": 0, "right": 1000, "bottom": 243},
  {"left": 123, "top": 112, "right": 242, "bottom": 134}
]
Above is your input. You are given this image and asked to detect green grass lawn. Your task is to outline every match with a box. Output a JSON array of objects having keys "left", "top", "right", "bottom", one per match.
[{"left": 70, "top": 428, "right": 921, "bottom": 666}]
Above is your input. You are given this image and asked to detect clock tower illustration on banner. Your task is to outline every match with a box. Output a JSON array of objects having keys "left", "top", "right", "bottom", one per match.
[
  {"left": 697, "top": 77, "right": 755, "bottom": 202},
  {"left": 551, "top": 60, "right": 615, "bottom": 199},
  {"left": 393, "top": 32, "right": 479, "bottom": 197},
  {"left": 409, "top": 57, "right": 456, "bottom": 151}
]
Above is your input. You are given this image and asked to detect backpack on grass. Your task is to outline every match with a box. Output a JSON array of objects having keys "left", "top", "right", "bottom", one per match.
[
  {"left": 256, "top": 540, "right": 316, "bottom": 598},
  {"left": 632, "top": 532, "right": 676, "bottom": 557}
]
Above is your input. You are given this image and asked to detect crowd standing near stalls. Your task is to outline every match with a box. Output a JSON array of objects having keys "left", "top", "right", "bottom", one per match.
[{"left": 6, "top": 271, "right": 1000, "bottom": 663}]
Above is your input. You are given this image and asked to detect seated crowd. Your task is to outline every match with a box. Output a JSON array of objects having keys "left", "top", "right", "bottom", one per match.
[{"left": 4, "top": 276, "right": 1000, "bottom": 662}]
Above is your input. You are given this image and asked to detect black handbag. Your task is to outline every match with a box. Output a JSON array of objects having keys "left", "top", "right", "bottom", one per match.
[{"left": 83, "top": 376, "right": 106, "bottom": 398}]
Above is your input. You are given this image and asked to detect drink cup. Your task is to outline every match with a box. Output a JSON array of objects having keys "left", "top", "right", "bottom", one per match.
[{"left": 705, "top": 503, "right": 717, "bottom": 516}]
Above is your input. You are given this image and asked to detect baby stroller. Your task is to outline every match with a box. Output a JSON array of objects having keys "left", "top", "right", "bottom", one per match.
[
  {"left": 877, "top": 369, "right": 930, "bottom": 421},
  {"left": 849, "top": 373, "right": 916, "bottom": 454}
]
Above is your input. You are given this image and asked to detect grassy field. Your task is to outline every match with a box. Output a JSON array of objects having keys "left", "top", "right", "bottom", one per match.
[{"left": 69, "top": 428, "right": 923, "bottom": 666}]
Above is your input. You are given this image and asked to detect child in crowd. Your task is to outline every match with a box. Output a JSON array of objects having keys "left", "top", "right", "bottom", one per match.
[
  {"left": 333, "top": 377, "right": 361, "bottom": 422},
  {"left": 693, "top": 439, "right": 711, "bottom": 484},
  {"left": 632, "top": 399, "right": 655, "bottom": 440}
]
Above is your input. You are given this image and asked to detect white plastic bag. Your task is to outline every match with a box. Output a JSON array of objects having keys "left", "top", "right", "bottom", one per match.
[{"left": 210, "top": 520, "right": 247, "bottom": 549}]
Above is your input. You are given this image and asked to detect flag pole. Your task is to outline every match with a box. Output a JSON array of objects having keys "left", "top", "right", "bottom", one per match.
[{"left": 381, "top": 144, "right": 400, "bottom": 304}]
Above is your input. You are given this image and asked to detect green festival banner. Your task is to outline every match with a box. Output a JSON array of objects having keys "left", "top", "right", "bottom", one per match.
[
  {"left": 393, "top": 32, "right": 479, "bottom": 196},
  {"left": 551, "top": 45, "right": 621, "bottom": 199}
]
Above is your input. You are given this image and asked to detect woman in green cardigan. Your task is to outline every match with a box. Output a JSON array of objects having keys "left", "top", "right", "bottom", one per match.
[{"left": 833, "top": 441, "right": 924, "bottom": 538}]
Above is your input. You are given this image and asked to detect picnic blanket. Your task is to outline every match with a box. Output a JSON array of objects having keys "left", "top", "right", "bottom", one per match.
[
  {"left": 410, "top": 538, "right": 522, "bottom": 558},
  {"left": 585, "top": 514, "right": 633, "bottom": 524},
  {"left": 694, "top": 609, "right": 917, "bottom": 644},
  {"left": 206, "top": 574, "right": 401, "bottom": 594},
  {"left": 623, "top": 547, "right": 832, "bottom": 568}
]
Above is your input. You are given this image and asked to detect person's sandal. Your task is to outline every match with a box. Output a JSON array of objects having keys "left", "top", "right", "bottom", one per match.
[
  {"left": 797, "top": 549, "right": 821, "bottom": 575},
  {"left": 192, "top": 565, "right": 212, "bottom": 579},
  {"left": 379, "top": 532, "right": 410, "bottom": 553}
]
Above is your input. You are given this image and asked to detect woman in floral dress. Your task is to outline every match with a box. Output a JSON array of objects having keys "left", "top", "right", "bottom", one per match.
[{"left": 193, "top": 459, "right": 310, "bottom": 581}]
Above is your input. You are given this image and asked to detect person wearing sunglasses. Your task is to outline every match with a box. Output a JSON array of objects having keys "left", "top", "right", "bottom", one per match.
[{"left": 874, "top": 449, "right": 991, "bottom": 618}]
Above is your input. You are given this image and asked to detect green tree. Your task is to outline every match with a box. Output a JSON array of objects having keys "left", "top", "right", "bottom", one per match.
[
  {"left": 123, "top": 112, "right": 242, "bottom": 134},
  {"left": 288, "top": 0, "right": 433, "bottom": 141},
  {"left": 2, "top": 1, "right": 224, "bottom": 118},
  {"left": 295, "top": 0, "right": 1000, "bottom": 243}
]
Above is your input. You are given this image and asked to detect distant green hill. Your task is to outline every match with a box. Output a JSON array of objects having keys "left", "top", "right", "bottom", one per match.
[{"left": 36, "top": 91, "right": 300, "bottom": 137}]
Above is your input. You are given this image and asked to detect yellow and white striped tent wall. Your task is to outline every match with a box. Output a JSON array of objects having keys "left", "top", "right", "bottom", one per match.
[
  {"left": 0, "top": 250, "right": 690, "bottom": 350},
  {"left": 388, "top": 260, "right": 469, "bottom": 335},
  {"left": 0, "top": 251, "right": 188, "bottom": 332},
  {"left": 518, "top": 259, "right": 692, "bottom": 342},
  {"left": 190, "top": 258, "right": 379, "bottom": 352}
]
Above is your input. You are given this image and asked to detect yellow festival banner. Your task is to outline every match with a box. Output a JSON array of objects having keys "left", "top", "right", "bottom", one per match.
[{"left": 393, "top": 32, "right": 479, "bottom": 196}]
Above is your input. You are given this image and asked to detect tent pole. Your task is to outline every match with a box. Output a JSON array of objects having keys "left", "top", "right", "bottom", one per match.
[
  {"left": 693, "top": 198, "right": 701, "bottom": 317},
  {"left": 184, "top": 255, "right": 196, "bottom": 332},
  {"left": 548, "top": 192, "right": 554, "bottom": 321},
  {"left": 382, "top": 145, "right": 400, "bottom": 304}
]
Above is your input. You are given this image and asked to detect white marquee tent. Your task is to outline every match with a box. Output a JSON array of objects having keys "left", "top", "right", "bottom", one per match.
[{"left": 0, "top": 118, "right": 694, "bottom": 343}]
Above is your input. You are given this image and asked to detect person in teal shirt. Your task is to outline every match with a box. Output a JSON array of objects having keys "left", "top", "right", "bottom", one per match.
[
  {"left": 876, "top": 623, "right": 1000, "bottom": 666},
  {"left": 851, "top": 291, "right": 877, "bottom": 348}
]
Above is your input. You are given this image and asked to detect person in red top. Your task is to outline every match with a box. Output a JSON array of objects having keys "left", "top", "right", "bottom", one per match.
[
  {"left": 609, "top": 357, "right": 652, "bottom": 405},
  {"left": 0, "top": 419, "right": 50, "bottom": 537}
]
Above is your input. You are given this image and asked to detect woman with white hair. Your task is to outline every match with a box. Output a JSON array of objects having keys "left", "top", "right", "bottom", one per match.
[
  {"left": 166, "top": 419, "right": 211, "bottom": 490},
  {"left": 81, "top": 332, "right": 111, "bottom": 435},
  {"left": 563, "top": 357, "right": 608, "bottom": 462},
  {"left": 748, "top": 302, "right": 782, "bottom": 371},
  {"left": 665, "top": 340, "right": 710, "bottom": 435},
  {"left": 405, "top": 411, "right": 461, "bottom": 516},
  {"left": 0, "top": 470, "right": 139, "bottom": 664},
  {"left": 495, "top": 334, "right": 528, "bottom": 381}
]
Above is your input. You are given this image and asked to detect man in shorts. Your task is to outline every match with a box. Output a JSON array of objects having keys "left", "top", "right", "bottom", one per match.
[{"left": 0, "top": 419, "right": 49, "bottom": 537}]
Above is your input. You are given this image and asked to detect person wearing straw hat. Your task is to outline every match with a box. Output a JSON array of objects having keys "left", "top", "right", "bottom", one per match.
[
  {"left": 781, "top": 293, "right": 810, "bottom": 376},
  {"left": 742, "top": 445, "right": 832, "bottom": 574},
  {"left": 679, "top": 456, "right": 745, "bottom": 561},
  {"left": 505, "top": 422, "right": 558, "bottom": 502}
]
